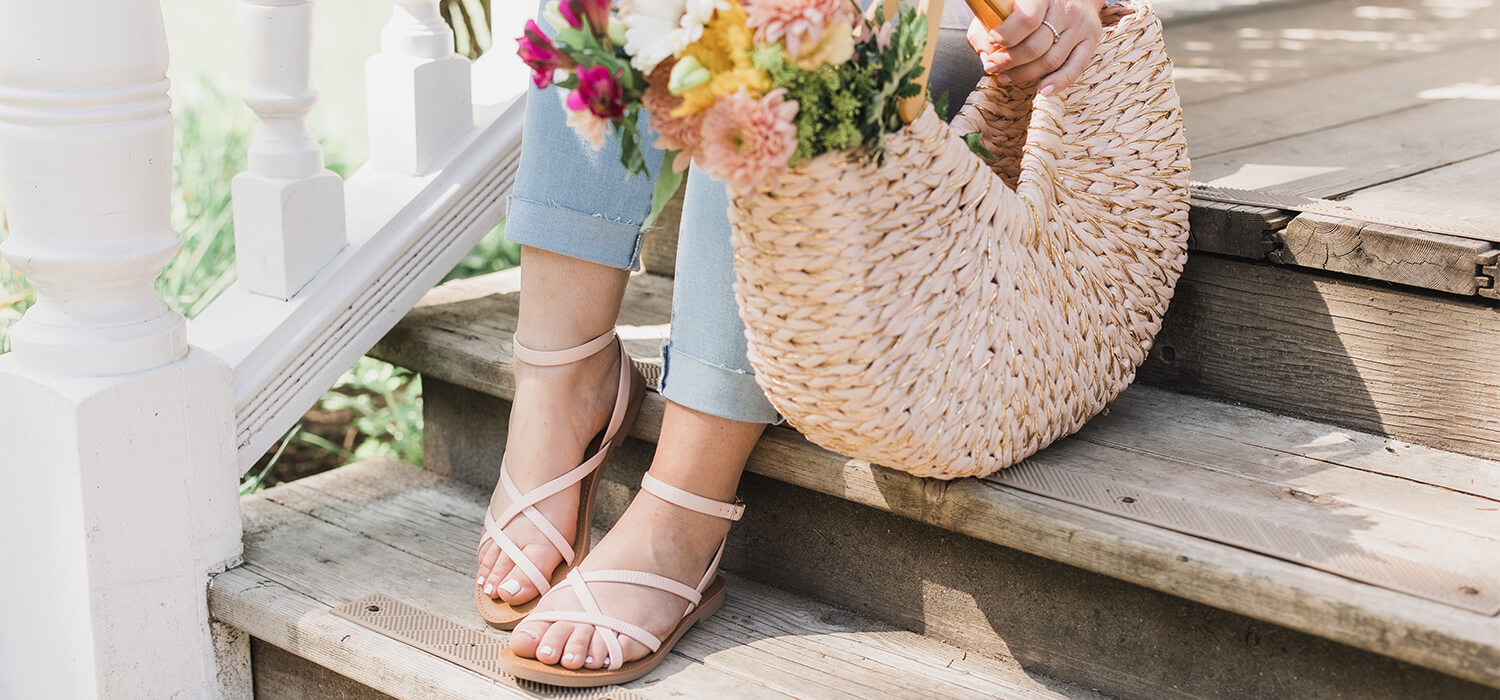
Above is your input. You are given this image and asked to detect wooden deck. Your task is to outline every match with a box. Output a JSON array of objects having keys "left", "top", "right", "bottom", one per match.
[
  {"left": 370, "top": 270, "right": 1500, "bottom": 690},
  {"left": 1167, "top": 0, "right": 1500, "bottom": 288}
]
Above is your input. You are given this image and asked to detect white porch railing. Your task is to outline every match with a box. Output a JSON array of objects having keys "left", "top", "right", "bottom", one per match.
[{"left": 0, "top": 0, "right": 531, "bottom": 696}]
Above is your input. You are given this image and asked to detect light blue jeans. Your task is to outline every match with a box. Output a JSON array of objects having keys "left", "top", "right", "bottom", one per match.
[{"left": 506, "top": 2, "right": 984, "bottom": 425}]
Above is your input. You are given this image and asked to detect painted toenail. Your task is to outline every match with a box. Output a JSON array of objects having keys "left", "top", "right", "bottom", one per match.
[
  {"left": 585, "top": 656, "right": 595, "bottom": 664},
  {"left": 499, "top": 579, "right": 521, "bottom": 595},
  {"left": 483, "top": 584, "right": 494, "bottom": 595},
  {"left": 539, "top": 645, "right": 554, "bottom": 657},
  {"left": 563, "top": 653, "right": 576, "bottom": 662},
  {"left": 476, "top": 576, "right": 485, "bottom": 586}
]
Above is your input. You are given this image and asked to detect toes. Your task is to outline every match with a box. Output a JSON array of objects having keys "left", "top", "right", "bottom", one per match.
[
  {"left": 584, "top": 632, "right": 610, "bottom": 669},
  {"left": 476, "top": 540, "right": 501, "bottom": 585},
  {"left": 487, "top": 566, "right": 533, "bottom": 603},
  {"left": 560, "top": 624, "right": 594, "bottom": 669},
  {"left": 536, "top": 622, "right": 573, "bottom": 665},
  {"left": 509, "top": 620, "right": 547, "bottom": 658},
  {"left": 483, "top": 563, "right": 519, "bottom": 600}
]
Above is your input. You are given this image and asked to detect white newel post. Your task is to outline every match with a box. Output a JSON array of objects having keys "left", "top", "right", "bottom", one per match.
[
  {"left": 367, "top": 0, "right": 474, "bottom": 175},
  {"left": 0, "top": 1, "right": 248, "bottom": 698},
  {"left": 234, "top": 0, "right": 347, "bottom": 301}
]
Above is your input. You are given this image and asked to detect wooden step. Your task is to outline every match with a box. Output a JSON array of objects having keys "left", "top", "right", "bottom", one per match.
[
  {"left": 370, "top": 269, "right": 1500, "bottom": 695},
  {"left": 210, "top": 459, "right": 1102, "bottom": 699}
]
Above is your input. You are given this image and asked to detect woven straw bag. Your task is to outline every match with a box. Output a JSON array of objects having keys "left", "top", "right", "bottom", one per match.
[{"left": 727, "top": 0, "right": 1190, "bottom": 479}]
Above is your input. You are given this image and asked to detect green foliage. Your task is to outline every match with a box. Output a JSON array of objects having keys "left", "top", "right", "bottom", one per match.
[
  {"left": 444, "top": 220, "right": 521, "bottom": 283},
  {"left": 316, "top": 357, "right": 425, "bottom": 465},
  {"left": 753, "top": 1, "right": 931, "bottom": 165}
]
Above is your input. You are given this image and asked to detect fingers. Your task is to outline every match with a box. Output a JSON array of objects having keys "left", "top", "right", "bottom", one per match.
[
  {"left": 973, "top": 0, "right": 1103, "bottom": 94},
  {"left": 1040, "top": 36, "right": 1093, "bottom": 95},
  {"left": 991, "top": 0, "right": 1049, "bottom": 48}
]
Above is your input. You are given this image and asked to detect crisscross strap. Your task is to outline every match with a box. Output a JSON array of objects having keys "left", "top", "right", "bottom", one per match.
[
  {"left": 641, "top": 473, "right": 744, "bottom": 522},
  {"left": 480, "top": 329, "right": 635, "bottom": 596},
  {"left": 527, "top": 567, "right": 708, "bottom": 670},
  {"left": 513, "top": 329, "right": 618, "bottom": 366}
]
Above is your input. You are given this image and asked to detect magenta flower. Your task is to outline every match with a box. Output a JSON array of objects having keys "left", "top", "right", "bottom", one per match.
[
  {"left": 517, "top": 20, "right": 575, "bottom": 89},
  {"left": 573, "top": 65, "right": 626, "bottom": 120},
  {"left": 560, "top": 0, "right": 611, "bottom": 38}
]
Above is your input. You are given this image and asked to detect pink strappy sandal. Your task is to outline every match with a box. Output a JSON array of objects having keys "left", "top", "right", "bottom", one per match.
[
  {"left": 475, "top": 329, "right": 646, "bottom": 629},
  {"left": 496, "top": 472, "right": 746, "bottom": 687}
]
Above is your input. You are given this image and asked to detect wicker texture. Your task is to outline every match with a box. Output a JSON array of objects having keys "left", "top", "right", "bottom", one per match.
[{"left": 727, "top": 0, "right": 1190, "bottom": 479}]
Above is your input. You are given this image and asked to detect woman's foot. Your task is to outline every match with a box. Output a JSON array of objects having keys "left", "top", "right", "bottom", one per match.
[
  {"left": 476, "top": 336, "right": 624, "bottom": 606},
  {"left": 506, "top": 483, "right": 735, "bottom": 669}
]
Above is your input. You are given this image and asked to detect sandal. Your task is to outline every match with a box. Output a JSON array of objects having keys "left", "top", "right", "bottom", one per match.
[
  {"left": 496, "top": 472, "right": 746, "bottom": 687},
  {"left": 475, "top": 328, "right": 646, "bottom": 629}
]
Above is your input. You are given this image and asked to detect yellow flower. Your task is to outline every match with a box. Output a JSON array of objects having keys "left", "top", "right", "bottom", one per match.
[
  {"left": 793, "top": 19, "right": 855, "bottom": 71},
  {"left": 671, "top": 0, "right": 770, "bottom": 117}
]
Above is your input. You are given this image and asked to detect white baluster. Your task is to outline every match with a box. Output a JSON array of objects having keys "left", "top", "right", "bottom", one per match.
[
  {"left": 234, "top": 0, "right": 347, "bottom": 300},
  {"left": 367, "top": 0, "right": 474, "bottom": 175},
  {"left": 0, "top": 1, "right": 246, "bottom": 698}
]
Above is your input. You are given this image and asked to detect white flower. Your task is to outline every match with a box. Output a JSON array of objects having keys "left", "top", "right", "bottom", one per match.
[{"left": 621, "top": 0, "right": 728, "bottom": 73}]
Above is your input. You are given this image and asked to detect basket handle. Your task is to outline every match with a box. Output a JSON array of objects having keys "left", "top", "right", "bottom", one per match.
[{"left": 896, "top": 0, "right": 1015, "bottom": 123}]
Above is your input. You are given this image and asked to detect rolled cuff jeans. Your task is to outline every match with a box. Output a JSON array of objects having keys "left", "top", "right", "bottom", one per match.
[{"left": 505, "top": 0, "right": 985, "bottom": 425}]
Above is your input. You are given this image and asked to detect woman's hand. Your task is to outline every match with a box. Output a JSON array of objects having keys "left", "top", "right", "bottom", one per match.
[{"left": 966, "top": 0, "right": 1106, "bottom": 96}]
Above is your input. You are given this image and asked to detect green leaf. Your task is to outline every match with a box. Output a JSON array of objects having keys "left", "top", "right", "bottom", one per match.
[
  {"left": 642, "top": 150, "right": 687, "bottom": 233},
  {"left": 964, "top": 131, "right": 997, "bottom": 161}
]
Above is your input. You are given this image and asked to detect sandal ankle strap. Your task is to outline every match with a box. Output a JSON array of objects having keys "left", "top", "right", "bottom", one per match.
[
  {"left": 513, "top": 329, "right": 618, "bottom": 367},
  {"left": 641, "top": 473, "right": 744, "bottom": 521}
]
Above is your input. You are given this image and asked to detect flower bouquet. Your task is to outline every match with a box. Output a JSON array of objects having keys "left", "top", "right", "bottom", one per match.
[{"left": 517, "top": 0, "right": 946, "bottom": 226}]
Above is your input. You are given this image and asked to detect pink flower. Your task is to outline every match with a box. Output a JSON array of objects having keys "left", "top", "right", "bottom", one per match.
[
  {"left": 697, "top": 87, "right": 799, "bottom": 193},
  {"left": 560, "top": 0, "right": 611, "bottom": 37},
  {"left": 643, "top": 59, "right": 704, "bottom": 170},
  {"left": 574, "top": 65, "right": 626, "bottom": 120},
  {"left": 745, "top": 0, "right": 852, "bottom": 58},
  {"left": 517, "top": 20, "right": 575, "bottom": 89},
  {"left": 564, "top": 93, "right": 610, "bottom": 150}
]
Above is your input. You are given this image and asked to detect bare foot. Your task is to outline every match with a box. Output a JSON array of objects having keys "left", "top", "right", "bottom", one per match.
[
  {"left": 476, "top": 341, "right": 622, "bottom": 605},
  {"left": 506, "top": 484, "right": 734, "bottom": 669}
]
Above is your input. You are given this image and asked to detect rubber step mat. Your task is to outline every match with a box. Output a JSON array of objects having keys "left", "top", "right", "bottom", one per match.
[
  {"left": 990, "top": 459, "right": 1500, "bottom": 616},
  {"left": 332, "top": 593, "right": 648, "bottom": 698}
]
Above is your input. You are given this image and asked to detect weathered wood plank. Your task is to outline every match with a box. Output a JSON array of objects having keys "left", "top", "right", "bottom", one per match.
[
  {"left": 250, "top": 638, "right": 397, "bottom": 700},
  {"left": 1190, "top": 97, "right": 1500, "bottom": 198},
  {"left": 228, "top": 460, "right": 1088, "bottom": 699},
  {"left": 1340, "top": 151, "right": 1500, "bottom": 223},
  {"left": 1140, "top": 255, "right": 1500, "bottom": 461},
  {"left": 1187, "top": 200, "right": 1288, "bottom": 259},
  {"left": 371, "top": 269, "right": 1500, "bottom": 686},
  {"left": 1181, "top": 43, "right": 1500, "bottom": 158},
  {"left": 1271, "top": 214, "right": 1495, "bottom": 295},
  {"left": 1165, "top": 0, "right": 1500, "bottom": 105}
]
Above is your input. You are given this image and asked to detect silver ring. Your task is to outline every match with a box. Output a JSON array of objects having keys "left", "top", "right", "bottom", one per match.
[{"left": 1042, "top": 20, "right": 1061, "bottom": 46}]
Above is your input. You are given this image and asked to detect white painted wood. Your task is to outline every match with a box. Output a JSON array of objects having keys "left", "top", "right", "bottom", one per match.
[
  {"left": 191, "top": 100, "right": 525, "bottom": 470},
  {"left": 232, "top": 0, "right": 348, "bottom": 300},
  {"left": 0, "top": 0, "right": 185, "bottom": 377},
  {"left": 0, "top": 2, "right": 248, "bottom": 697},
  {"left": 471, "top": 0, "right": 533, "bottom": 124},
  {"left": 366, "top": 0, "right": 474, "bottom": 175}
]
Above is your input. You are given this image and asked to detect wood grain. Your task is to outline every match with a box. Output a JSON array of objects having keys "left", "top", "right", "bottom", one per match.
[
  {"left": 1272, "top": 214, "right": 1494, "bottom": 295},
  {"left": 1340, "top": 152, "right": 1500, "bottom": 224},
  {"left": 1189, "top": 97, "right": 1500, "bottom": 198},
  {"left": 1181, "top": 43, "right": 1500, "bottom": 158},
  {"left": 216, "top": 460, "right": 1091, "bottom": 700},
  {"left": 370, "top": 269, "right": 1500, "bottom": 687},
  {"left": 1141, "top": 255, "right": 1500, "bottom": 461},
  {"left": 1164, "top": 0, "right": 1500, "bottom": 105}
]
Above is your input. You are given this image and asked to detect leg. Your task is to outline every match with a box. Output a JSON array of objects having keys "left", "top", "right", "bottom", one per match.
[
  {"left": 509, "top": 166, "right": 776, "bottom": 669},
  {"left": 477, "top": 15, "right": 667, "bottom": 606}
]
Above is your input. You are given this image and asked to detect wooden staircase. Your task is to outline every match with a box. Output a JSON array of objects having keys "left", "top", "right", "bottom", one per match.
[
  {"left": 206, "top": 264, "right": 1500, "bottom": 699},
  {"left": 202, "top": 1, "right": 1500, "bottom": 697}
]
